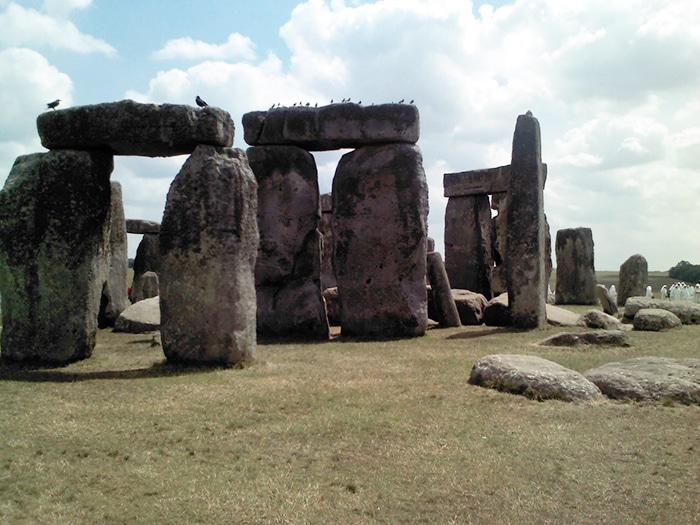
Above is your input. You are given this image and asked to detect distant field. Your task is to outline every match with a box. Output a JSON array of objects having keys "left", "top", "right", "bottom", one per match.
[{"left": 550, "top": 270, "right": 680, "bottom": 296}]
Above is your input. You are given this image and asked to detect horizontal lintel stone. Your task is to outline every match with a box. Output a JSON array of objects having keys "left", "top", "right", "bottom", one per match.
[
  {"left": 126, "top": 219, "right": 161, "bottom": 234},
  {"left": 444, "top": 163, "right": 547, "bottom": 197},
  {"left": 242, "top": 103, "right": 419, "bottom": 151}
]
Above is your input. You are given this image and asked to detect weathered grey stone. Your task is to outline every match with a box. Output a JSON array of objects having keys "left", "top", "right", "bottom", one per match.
[
  {"left": 248, "top": 145, "right": 329, "bottom": 340},
  {"left": 319, "top": 192, "right": 336, "bottom": 290},
  {"left": 545, "top": 304, "right": 584, "bottom": 327},
  {"left": 443, "top": 165, "right": 511, "bottom": 197},
  {"left": 505, "top": 112, "right": 547, "bottom": 328},
  {"left": 618, "top": 254, "right": 648, "bottom": 306},
  {"left": 469, "top": 354, "right": 603, "bottom": 402},
  {"left": 444, "top": 195, "right": 492, "bottom": 297},
  {"left": 37, "top": 100, "right": 235, "bottom": 157},
  {"left": 483, "top": 293, "right": 512, "bottom": 327},
  {"left": 130, "top": 233, "right": 160, "bottom": 303},
  {"left": 490, "top": 193, "right": 508, "bottom": 296},
  {"left": 584, "top": 357, "right": 700, "bottom": 404},
  {"left": 633, "top": 308, "right": 682, "bottom": 331},
  {"left": 538, "top": 330, "right": 629, "bottom": 347},
  {"left": 126, "top": 219, "right": 160, "bottom": 234},
  {"left": 426, "top": 252, "right": 461, "bottom": 327},
  {"left": 332, "top": 143, "right": 428, "bottom": 338},
  {"left": 131, "top": 271, "right": 159, "bottom": 303},
  {"left": 114, "top": 296, "right": 160, "bottom": 333},
  {"left": 0, "top": 150, "right": 113, "bottom": 364},
  {"left": 555, "top": 227, "right": 596, "bottom": 305},
  {"left": 98, "top": 181, "right": 128, "bottom": 328},
  {"left": 623, "top": 297, "right": 700, "bottom": 325},
  {"left": 579, "top": 309, "right": 623, "bottom": 330},
  {"left": 595, "top": 283, "right": 618, "bottom": 315},
  {"left": 242, "top": 103, "right": 419, "bottom": 151},
  {"left": 451, "top": 289, "right": 488, "bottom": 325},
  {"left": 159, "top": 145, "right": 258, "bottom": 365},
  {"left": 322, "top": 286, "right": 340, "bottom": 326}
]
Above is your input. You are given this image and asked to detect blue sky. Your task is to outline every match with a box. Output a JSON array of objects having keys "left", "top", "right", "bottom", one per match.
[{"left": 1, "top": 0, "right": 699, "bottom": 272}]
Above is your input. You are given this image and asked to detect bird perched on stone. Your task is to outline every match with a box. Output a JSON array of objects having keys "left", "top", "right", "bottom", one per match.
[
  {"left": 46, "top": 99, "right": 61, "bottom": 110},
  {"left": 195, "top": 96, "right": 208, "bottom": 107}
]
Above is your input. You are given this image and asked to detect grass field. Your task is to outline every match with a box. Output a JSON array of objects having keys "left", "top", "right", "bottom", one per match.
[{"left": 1, "top": 306, "right": 699, "bottom": 524}]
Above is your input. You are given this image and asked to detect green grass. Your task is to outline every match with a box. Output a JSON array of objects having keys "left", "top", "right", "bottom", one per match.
[{"left": 1, "top": 319, "right": 699, "bottom": 524}]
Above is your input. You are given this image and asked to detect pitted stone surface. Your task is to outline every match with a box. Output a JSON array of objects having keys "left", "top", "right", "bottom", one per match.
[
  {"left": 126, "top": 219, "right": 160, "bottom": 234},
  {"left": 37, "top": 100, "right": 235, "bottom": 157},
  {"left": 469, "top": 354, "right": 603, "bottom": 402},
  {"left": 555, "top": 227, "right": 596, "bottom": 305},
  {"left": 243, "top": 103, "right": 419, "bottom": 150},
  {"left": 633, "top": 308, "right": 682, "bottom": 331},
  {"left": 114, "top": 296, "right": 160, "bottom": 333},
  {"left": 99, "top": 181, "right": 128, "bottom": 328},
  {"left": 623, "top": 297, "right": 700, "bottom": 325}
]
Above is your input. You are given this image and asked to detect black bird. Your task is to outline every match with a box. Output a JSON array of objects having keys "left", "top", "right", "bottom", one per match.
[
  {"left": 195, "top": 96, "right": 208, "bottom": 108},
  {"left": 46, "top": 99, "right": 61, "bottom": 110},
  {"left": 398, "top": 99, "right": 404, "bottom": 104}
]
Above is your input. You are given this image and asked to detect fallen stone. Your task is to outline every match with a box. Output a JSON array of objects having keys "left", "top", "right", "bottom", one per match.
[
  {"left": 114, "top": 296, "right": 160, "bottom": 333},
  {"left": 579, "top": 309, "right": 624, "bottom": 331},
  {"left": 584, "top": 357, "right": 700, "bottom": 404},
  {"left": 469, "top": 354, "right": 603, "bottom": 402},
  {"left": 37, "top": 100, "right": 235, "bottom": 157},
  {"left": 538, "top": 330, "right": 629, "bottom": 347},
  {"left": 545, "top": 304, "right": 582, "bottom": 327},
  {"left": 594, "top": 283, "right": 618, "bottom": 316},
  {"left": 623, "top": 297, "right": 700, "bottom": 325},
  {"left": 242, "top": 103, "right": 419, "bottom": 151},
  {"left": 633, "top": 308, "right": 682, "bottom": 331},
  {"left": 126, "top": 219, "right": 160, "bottom": 235},
  {"left": 451, "top": 289, "right": 488, "bottom": 325}
]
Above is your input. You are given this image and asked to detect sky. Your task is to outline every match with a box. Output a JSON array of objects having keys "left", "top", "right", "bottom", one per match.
[{"left": 1, "top": 0, "right": 699, "bottom": 271}]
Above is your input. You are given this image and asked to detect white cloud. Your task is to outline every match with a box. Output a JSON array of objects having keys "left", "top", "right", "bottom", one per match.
[
  {"left": 41, "top": 0, "right": 92, "bottom": 17},
  {"left": 0, "top": 2, "right": 116, "bottom": 55},
  {"left": 152, "top": 33, "right": 257, "bottom": 61}
]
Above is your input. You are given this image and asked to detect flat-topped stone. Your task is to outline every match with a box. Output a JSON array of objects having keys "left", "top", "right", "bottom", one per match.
[
  {"left": 37, "top": 100, "right": 235, "bottom": 157},
  {"left": 242, "top": 103, "right": 419, "bottom": 151},
  {"left": 623, "top": 297, "right": 700, "bottom": 324},
  {"left": 126, "top": 219, "right": 161, "bottom": 234}
]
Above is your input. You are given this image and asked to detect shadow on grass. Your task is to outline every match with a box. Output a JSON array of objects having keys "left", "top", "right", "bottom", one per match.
[{"left": 444, "top": 327, "right": 520, "bottom": 340}]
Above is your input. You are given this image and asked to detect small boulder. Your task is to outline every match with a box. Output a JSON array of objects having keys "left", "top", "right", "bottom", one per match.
[
  {"left": 633, "top": 308, "right": 682, "bottom": 331},
  {"left": 623, "top": 297, "right": 700, "bottom": 325},
  {"left": 451, "top": 289, "right": 487, "bottom": 325},
  {"left": 114, "top": 296, "right": 160, "bottom": 333},
  {"left": 482, "top": 293, "right": 512, "bottom": 327},
  {"left": 579, "top": 309, "right": 623, "bottom": 331},
  {"left": 538, "top": 330, "right": 629, "bottom": 347},
  {"left": 545, "top": 304, "right": 581, "bottom": 327},
  {"left": 469, "top": 354, "right": 603, "bottom": 402}
]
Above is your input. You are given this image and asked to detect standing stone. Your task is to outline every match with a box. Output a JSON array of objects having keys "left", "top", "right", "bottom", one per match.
[
  {"left": 319, "top": 192, "right": 336, "bottom": 290},
  {"left": 554, "top": 227, "right": 596, "bottom": 305},
  {"left": 130, "top": 271, "right": 159, "bottom": 303},
  {"left": 505, "top": 112, "right": 546, "bottom": 328},
  {"left": 426, "top": 251, "right": 461, "bottom": 327},
  {"left": 332, "top": 143, "right": 428, "bottom": 338},
  {"left": 0, "top": 150, "right": 113, "bottom": 364},
  {"left": 130, "top": 233, "right": 160, "bottom": 303},
  {"left": 618, "top": 254, "right": 648, "bottom": 307},
  {"left": 159, "top": 145, "right": 258, "bottom": 365},
  {"left": 490, "top": 192, "right": 508, "bottom": 295},
  {"left": 444, "top": 195, "right": 493, "bottom": 297},
  {"left": 98, "top": 181, "right": 128, "bottom": 327},
  {"left": 247, "top": 145, "right": 329, "bottom": 340}
]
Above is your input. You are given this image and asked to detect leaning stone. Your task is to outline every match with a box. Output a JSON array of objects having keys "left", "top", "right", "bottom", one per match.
[
  {"left": 126, "top": 219, "right": 160, "bottom": 235},
  {"left": 451, "top": 289, "right": 488, "bottom": 325},
  {"left": 469, "top": 354, "right": 603, "bottom": 402},
  {"left": 579, "top": 309, "right": 623, "bottom": 331},
  {"left": 114, "top": 296, "right": 160, "bottom": 333},
  {"left": 37, "top": 100, "right": 235, "bottom": 157},
  {"left": 332, "top": 143, "right": 428, "bottom": 338},
  {"left": 538, "top": 330, "right": 629, "bottom": 347},
  {"left": 131, "top": 271, "right": 159, "bottom": 303},
  {"left": 584, "top": 357, "right": 700, "bottom": 404},
  {"left": 427, "top": 252, "right": 461, "bottom": 327},
  {"left": 242, "top": 103, "right": 419, "bottom": 151},
  {"left": 0, "top": 150, "right": 112, "bottom": 364},
  {"left": 554, "top": 227, "right": 596, "bottom": 305},
  {"left": 623, "top": 297, "right": 700, "bottom": 325},
  {"left": 159, "top": 145, "right": 258, "bottom": 365},
  {"left": 617, "top": 254, "right": 648, "bottom": 306},
  {"left": 595, "top": 283, "right": 618, "bottom": 316},
  {"left": 633, "top": 308, "right": 682, "bottom": 331}
]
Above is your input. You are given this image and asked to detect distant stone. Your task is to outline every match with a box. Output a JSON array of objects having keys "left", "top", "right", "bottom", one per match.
[
  {"left": 594, "top": 284, "right": 618, "bottom": 316},
  {"left": 126, "top": 219, "right": 160, "bottom": 235},
  {"left": 554, "top": 227, "right": 596, "bottom": 305},
  {"left": 633, "top": 308, "right": 682, "bottom": 331},
  {"left": 584, "top": 357, "right": 700, "bottom": 404},
  {"left": 579, "top": 309, "right": 623, "bottom": 331},
  {"left": 98, "top": 181, "right": 128, "bottom": 328},
  {"left": 242, "top": 103, "right": 419, "bottom": 151},
  {"left": 322, "top": 287, "right": 340, "bottom": 326},
  {"left": 114, "top": 296, "right": 160, "bottom": 333},
  {"left": 427, "top": 252, "right": 461, "bottom": 327},
  {"left": 623, "top": 297, "right": 700, "bottom": 325},
  {"left": 160, "top": 146, "right": 258, "bottom": 365},
  {"left": 318, "top": 192, "right": 336, "bottom": 290},
  {"left": 538, "top": 330, "right": 629, "bottom": 347},
  {"left": 130, "top": 233, "right": 160, "bottom": 303},
  {"left": 131, "top": 271, "right": 159, "bottom": 303},
  {"left": 617, "top": 254, "right": 648, "bottom": 306},
  {"left": 451, "top": 289, "right": 488, "bottom": 325},
  {"left": 469, "top": 354, "right": 603, "bottom": 402},
  {"left": 37, "top": 100, "right": 235, "bottom": 157}
]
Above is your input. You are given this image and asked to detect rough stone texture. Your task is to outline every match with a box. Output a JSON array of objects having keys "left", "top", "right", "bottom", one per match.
[
  {"left": 443, "top": 165, "right": 510, "bottom": 197},
  {"left": 243, "top": 103, "right": 419, "bottom": 151},
  {"left": 469, "top": 354, "right": 603, "bottom": 402},
  {"left": 555, "top": 227, "right": 596, "bottom": 305},
  {"left": 37, "top": 100, "right": 235, "bottom": 157},
  {"left": 322, "top": 286, "right": 340, "bottom": 326},
  {"left": 131, "top": 271, "right": 159, "bottom": 303},
  {"left": 130, "top": 233, "right": 160, "bottom": 303},
  {"left": 159, "top": 145, "right": 258, "bottom": 365},
  {"left": 332, "top": 143, "right": 428, "bottom": 338},
  {"left": 623, "top": 297, "right": 700, "bottom": 325},
  {"left": 545, "top": 304, "right": 583, "bottom": 327},
  {"left": 444, "top": 195, "right": 492, "bottom": 297},
  {"left": 595, "top": 283, "right": 618, "bottom": 315},
  {"left": 248, "top": 145, "right": 329, "bottom": 340},
  {"left": 126, "top": 219, "right": 160, "bottom": 234},
  {"left": 584, "top": 358, "right": 700, "bottom": 404},
  {"left": 633, "top": 308, "right": 682, "bottom": 331},
  {"left": 483, "top": 293, "right": 512, "bottom": 327},
  {"left": 579, "top": 309, "right": 624, "bottom": 331},
  {"left": 451, "top": 289, "right": 488, "bottom": 325},
  {"left": 114, "top": 296, "right": 160, "bottom": 333},
  {"left": 505, "top": 112, "right": 547, "bottom": 328},
  {"left": 426, "top": 252, "right": 461, "bottom": 327},
  {"left": 98, "top": 181, "right": 128, "bottom": 328},
  {"left": 618, "top": 254, "right": 648, "bottom": 306},
  {"left": 319, "top": 192, "right": 336, "bottom": 290},
  {"left": 538, "top": 330, "right": 629, "bottom": 347},
  {"left": 0, "top": 150, "right": 113, "bottom": 364}
]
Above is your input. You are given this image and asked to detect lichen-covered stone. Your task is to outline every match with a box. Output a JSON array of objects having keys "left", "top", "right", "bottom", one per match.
[
  {"left": 98, "top": 181, "right": 128, "bottom": 328},
  {"left": 126, "top": 219, "right": 160, "bottom": 234},
  {"left": 623, "top": 297, "right": 700, "bottom": 325},
  {"left": 617, "top": 254, "right": 648, "bottom": 306},
  {"left": 555, "top": 227, "right": 596, "bottom": 305},
  {"left": 633, "top": 308, "right": 682, "bottom": 331}
]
